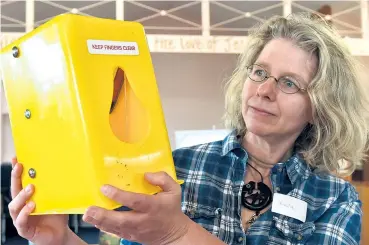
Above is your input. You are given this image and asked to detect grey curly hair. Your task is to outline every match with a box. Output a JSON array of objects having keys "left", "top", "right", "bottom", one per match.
[{"left": 223, "top": 13, "right": 369, "bottom": 176}]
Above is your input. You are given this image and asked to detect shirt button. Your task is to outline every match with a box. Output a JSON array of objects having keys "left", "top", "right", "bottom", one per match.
[
  {"left": 275, "top": 187, "right": 280, "bottom": 192},
  {"left": 278, "top": 167, "right": 283, "bottom": 172},
  {"left": 237, "top": 237, "right": 244, "bottom": 243},
  {"left": 297, "top": 234, "right": 303, "bottom": 240}
]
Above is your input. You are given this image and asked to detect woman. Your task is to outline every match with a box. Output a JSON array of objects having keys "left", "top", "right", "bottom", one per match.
[{"left": 8, "top": 13, "right": 369, "bottom": 245}]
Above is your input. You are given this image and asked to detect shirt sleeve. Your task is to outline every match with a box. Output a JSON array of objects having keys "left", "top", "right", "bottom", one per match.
[{"left": 307, "top": 199, "right": 362, "bottom": 245}]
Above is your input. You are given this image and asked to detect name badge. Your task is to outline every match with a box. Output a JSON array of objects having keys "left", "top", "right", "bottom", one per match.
[{"left": 271, "top": 193, "right": 307, "bottom": 222}]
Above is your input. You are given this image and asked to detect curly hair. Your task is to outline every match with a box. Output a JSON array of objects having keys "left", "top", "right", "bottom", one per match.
[{"left": 223, "top": 13, "right": 369, "bottom": 176}]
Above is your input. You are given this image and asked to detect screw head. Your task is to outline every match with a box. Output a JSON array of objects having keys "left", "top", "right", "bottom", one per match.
[
  {"left": 28, "top": 168, "right": 36, "bottom": 178},
  {"left": 12, "top": 46, "right": 19, "bottom": 58},
  {"left": 24, "top": 109, "right": 31, "bottom": 119}
]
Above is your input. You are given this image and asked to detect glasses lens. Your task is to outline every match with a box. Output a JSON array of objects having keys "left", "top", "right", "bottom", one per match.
[
  {"left": 248, "top": 65, "right": 267, "bottom": 82},
  {"left": 278, "top": 77, "right": 300, "bottom": 94}
]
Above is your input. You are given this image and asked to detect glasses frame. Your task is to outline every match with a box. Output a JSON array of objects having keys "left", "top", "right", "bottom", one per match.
[{"left": 246, "top": 64, "right": 307, "bottom": 94}]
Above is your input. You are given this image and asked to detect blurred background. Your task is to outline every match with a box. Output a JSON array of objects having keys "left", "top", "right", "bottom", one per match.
[{"left": 0, "top": 1, "right": 368, "bottom": 244}]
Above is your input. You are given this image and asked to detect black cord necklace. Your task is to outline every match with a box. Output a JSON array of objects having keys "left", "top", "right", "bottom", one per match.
[{"left": 242, "top": 162, "right": 273, "bottom": 224}]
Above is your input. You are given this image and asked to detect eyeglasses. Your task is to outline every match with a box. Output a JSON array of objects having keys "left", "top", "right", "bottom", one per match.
[{"left": 246, "top": 64, "right": 307, "bottom": 94}]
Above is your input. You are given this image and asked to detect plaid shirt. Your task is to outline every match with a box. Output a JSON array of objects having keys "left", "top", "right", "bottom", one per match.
[{"left": 120, "top": 131, "right": 362, "bottom": 245}]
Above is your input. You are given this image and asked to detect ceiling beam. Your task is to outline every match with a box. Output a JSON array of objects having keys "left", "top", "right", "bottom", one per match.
[
  {"left": 26, "top": 0, "right": 35, "bottom": 32},
  {"left": 201, "top": 0, "right": 210, "bottom": 36},
  {"left": 283, "top": 0, "right": 292, "bottom": 17},
  {"left": 116, "top": 0, "right": 124, "bottom": 20},
  {"left": 361, "top": 0, "right": 368, "bottom": 40}
]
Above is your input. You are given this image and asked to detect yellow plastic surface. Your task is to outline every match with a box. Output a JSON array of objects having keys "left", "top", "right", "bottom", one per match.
[{"left": 0, "top": 13, "right": 183, "bottom": 215}]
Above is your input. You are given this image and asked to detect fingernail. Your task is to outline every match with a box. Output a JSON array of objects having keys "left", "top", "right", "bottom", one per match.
[
  {"left": 101, "top": 185, "right": 109, "bottom": 195},
  {"left": 86, "top": 209, "right": 96, "bottom": 218},
  {"left": 83, "top": 215, "right": 93, "bottom": 223},
  {"left": 27, "top": 202, "right": 34, "bottom": 209},
  {"left": 26, "top": 185, "right": 32, "bottom": 193},
  {"left": 13, "top": 164, "right": 18, "bottom": 171}
]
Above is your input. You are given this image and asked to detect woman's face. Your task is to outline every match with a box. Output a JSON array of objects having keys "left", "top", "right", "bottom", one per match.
[{"left": 241, "top": 38, "right": 317, "bottom": 141}]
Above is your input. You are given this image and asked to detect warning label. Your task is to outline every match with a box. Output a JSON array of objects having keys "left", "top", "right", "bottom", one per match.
[{"left": 87, "top": 39, "right": 139, "bottom": 55}]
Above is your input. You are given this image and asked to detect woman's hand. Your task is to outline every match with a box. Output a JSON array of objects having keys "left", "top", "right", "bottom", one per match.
[
  {"left": 8, "top": 158, "right": 73, "bottom": 245},
  {"left": 82, "top": 171, "right": 190, "bottom": 245}
]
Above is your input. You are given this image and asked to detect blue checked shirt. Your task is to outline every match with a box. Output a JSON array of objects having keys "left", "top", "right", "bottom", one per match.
[{"left": 121, "top": 131, "right": 362, "bottom": 245}]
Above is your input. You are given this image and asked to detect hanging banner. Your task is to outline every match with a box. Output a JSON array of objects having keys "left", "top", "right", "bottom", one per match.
[
  {"left": 147, "top": 34, "right": 249, "bottom": 54},
  {"left": 1, "top": 32, "right": 368, "bottom": 55}
]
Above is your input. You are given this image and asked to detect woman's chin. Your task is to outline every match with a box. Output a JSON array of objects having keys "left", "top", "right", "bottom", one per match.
[{"left": 245, "top": 120, "right": 274, "bottom": 137}]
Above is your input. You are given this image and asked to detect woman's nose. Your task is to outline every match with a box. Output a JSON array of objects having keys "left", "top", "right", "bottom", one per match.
[{"left": 256, "top": 77, "right": 278, "bottom": 101}]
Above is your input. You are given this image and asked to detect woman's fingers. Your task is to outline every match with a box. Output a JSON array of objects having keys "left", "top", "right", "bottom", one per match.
[
  {"left": 100, "top": 185, "right": 152, "bottom": 212},
  {"left": 83, "top": 206, "right": 138, "bottom": 238},
  {"left": 83, "top": 206, "right": 125, "bottom": 230},
  {"left": 11, "top": 162, "right": 24, "bottom": 199},
  {"left": 9, "top": 184, "right": 34, "bottom": 221},
  {"left": 11, "top": 157, "right": 17, "bottom": 168},
  {"left": 14, "top": 201, "right": 36, "bottom": 238},
  {"left": 144, "top": 172, "right": 180, "bottom": 193},
  {"left": 9, "top": 158, "right": 36, "bottom": 240}
]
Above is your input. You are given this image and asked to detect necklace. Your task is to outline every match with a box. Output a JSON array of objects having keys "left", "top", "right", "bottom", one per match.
[{"left": 242, "top": 162, "right": 273, "bottom": 225}]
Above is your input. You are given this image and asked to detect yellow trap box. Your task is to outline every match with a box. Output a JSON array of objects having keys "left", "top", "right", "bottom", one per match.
[{"left": 0, "top": 13, "right": 182, "bottom": 215}]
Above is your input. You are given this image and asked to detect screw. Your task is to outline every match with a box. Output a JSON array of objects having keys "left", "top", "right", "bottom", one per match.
[
  {"left": 12, "top": 46, "right": 19, "bottom": 58},
  {"left": 24, "top": 109, "right": 31, "bottom": 119},
  {"left": 28, "top": 168, "right": 36, "bottom": 178}
]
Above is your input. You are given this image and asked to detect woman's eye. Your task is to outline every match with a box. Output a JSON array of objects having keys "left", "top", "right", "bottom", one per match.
[
  {"left": 281, "top": 78, "right": 297, "bottom": 88},
  {"left": 254, "top": 69, "right": 266, "bottom": 77},
  {"left": 286, "top": 81, "right": 295, "bottom": 87}
]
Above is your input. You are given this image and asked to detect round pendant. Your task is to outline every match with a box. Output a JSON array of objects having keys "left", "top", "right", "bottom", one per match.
[{"left": 241, "top": 181, "right": 272, "bottom": 211}]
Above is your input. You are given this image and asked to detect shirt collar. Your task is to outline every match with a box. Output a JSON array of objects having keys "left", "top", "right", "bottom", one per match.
[
  {"left": 284, "top": 153, "right": 312, "bottom": 184},
  {"left": 221, "top": 130, "right": 245, "bottom": 157},
  {"left": 221, "top": 130, "right": 312, "bottom": 184}
]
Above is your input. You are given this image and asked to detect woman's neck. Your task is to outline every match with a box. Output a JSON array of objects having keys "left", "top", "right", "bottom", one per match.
[{"left": 242, "top": 132, "right": 294, "bottom": 176}]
